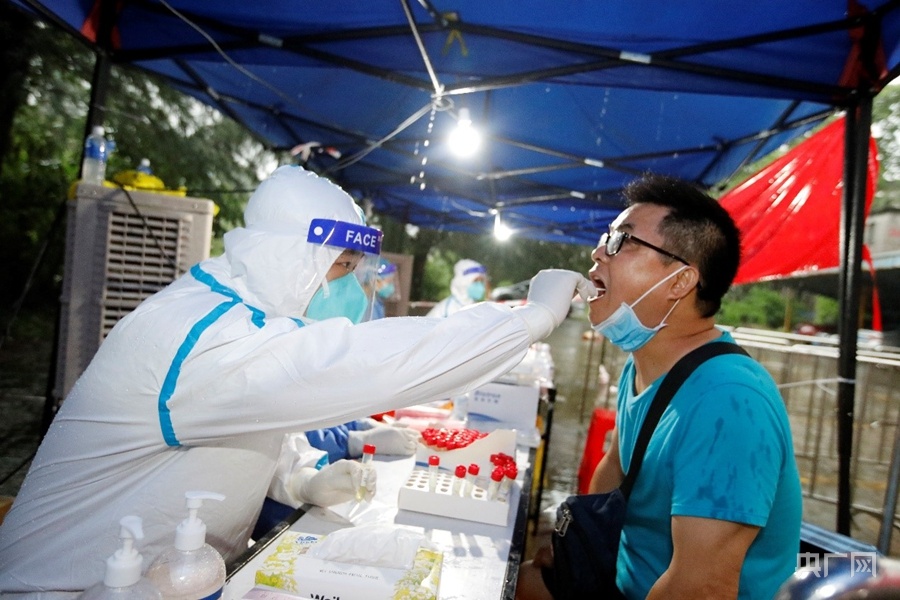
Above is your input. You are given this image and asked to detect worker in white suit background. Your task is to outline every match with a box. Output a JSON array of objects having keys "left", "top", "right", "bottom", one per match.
[
  {"left": 0, "top": 165, "right": 592, "bottom": 598},
  {"left": 426, "top": 258, "right": 489, "bottom": 317}
]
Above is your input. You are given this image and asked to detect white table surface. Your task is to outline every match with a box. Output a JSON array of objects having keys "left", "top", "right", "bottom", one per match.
[{"left": 224, "top": 450, "right": 532, "bottom": 600}]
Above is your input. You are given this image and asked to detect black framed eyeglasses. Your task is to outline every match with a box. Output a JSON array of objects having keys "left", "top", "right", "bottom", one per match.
[{"left": 599, "top": 229, "right": 690, "bottom": 266}]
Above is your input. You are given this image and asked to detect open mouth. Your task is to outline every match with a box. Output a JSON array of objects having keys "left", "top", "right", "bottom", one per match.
[{"left": 589, "top": 281, "right": 607, "bottom": 301}]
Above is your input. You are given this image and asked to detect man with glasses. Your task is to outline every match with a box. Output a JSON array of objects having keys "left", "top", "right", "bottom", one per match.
[{"left": 518, "top": 173, "right": 801, "bottom": 600}]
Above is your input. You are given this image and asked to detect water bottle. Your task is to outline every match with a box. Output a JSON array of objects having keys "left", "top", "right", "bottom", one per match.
[
  {"left": 82, "top": 126, "right": 108, "bottom": 185},
  {"left": 136, "top": 158, "right": 152, "bottom": 174}
]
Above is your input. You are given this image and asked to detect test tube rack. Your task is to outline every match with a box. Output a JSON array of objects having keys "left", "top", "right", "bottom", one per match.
[{"left": 397, "top": 467, "right": 511, "bottom": 527}]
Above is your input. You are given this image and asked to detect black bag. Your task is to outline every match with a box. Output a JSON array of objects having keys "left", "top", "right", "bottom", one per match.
[{"left": 549, "top": 342, "right": 749, "bottom": 600}]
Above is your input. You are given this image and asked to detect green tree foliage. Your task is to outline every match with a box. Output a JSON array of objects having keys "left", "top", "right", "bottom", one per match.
[
  {"left": 718, "top": 284, "right": 790, "bottom": 329},
  {"left": 0, "top": 13, "right": 279, "bottom": 309},
  {"left": 872, "top": 82, "right": 900, "bottom": 211},
  {"left": 814, "top": 295, "right": 840, "bottom": 328}
]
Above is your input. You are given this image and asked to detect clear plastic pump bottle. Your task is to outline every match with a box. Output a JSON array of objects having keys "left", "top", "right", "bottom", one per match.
[
  {"left": 81, "top": 126, "right": 109, "bottom": 186},
  {"left": 78, "top": 516, "right": 162, "bottom": 600},
  {"left": 145, "top": 491, "right": 226, "bottom": 600}
]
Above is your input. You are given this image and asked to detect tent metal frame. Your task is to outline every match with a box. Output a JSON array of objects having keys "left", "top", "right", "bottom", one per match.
[{"left": 17, "top": 0, "right": 898, "bottom": 536}]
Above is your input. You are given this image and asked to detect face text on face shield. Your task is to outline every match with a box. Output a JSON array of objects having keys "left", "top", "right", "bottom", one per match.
[{"left": 343, "top": 228, "right": 379, "bottom": 253}]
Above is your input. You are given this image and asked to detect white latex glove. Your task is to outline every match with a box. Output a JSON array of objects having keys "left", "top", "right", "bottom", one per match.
[
  {"left": 292, "top": 460, "right": 376, "bottom": 507},
  {"left": 351, "top": 417, "right": 381, "bottom": 431},
  {"left": 348, "top": 425, "right": 421, "bottom": 457},
  {"left": 513, "top": 269, "right": 594, "bottom": 341}
]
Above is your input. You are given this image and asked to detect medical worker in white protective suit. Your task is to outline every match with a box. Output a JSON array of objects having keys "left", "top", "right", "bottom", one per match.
[
  {"left": 426, "top": 258, "right": 488, "bottom": 317},
  {"left": 0, "top": 165, "right": 592, "bottom": 598}
]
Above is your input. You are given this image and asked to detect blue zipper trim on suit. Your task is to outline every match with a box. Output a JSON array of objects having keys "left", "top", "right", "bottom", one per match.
[
  {"left": 157, "top": 265, "right": 304, "bottom": 446},
  {"left": 189, "top": 264, "right": 267, "bottom": 328},
  {"left": 158, "top": 298, "right": 237, "bottom": 446}
]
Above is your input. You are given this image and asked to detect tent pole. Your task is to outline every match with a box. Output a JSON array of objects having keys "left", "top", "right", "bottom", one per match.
[
  {"left": 48, "top": 0, "right": 115, "bottom": 427},
  {"left": 836, "top": 98, "right": 872, "bottom": 535},
  {"left": 79, "top": 0, "right": 116, "bottom": 173}
]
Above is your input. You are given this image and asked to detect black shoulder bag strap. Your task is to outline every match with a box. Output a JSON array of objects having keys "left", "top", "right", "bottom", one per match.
[{"left": 618, "top": 341, "right": 750, "bottom": 499}]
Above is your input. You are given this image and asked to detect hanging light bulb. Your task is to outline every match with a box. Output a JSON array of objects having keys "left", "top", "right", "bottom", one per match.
[
  {"left": 449, "top": 107, "right": 482, "bottom": 158},
  {"left": 493, "top": 212, "right": 513, "bottom": 241}
]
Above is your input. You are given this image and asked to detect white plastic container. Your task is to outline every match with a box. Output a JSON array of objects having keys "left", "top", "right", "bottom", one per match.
[
  {"left": 82, "top": 125, "right": 108, "bottom": 185},
  {"left": 145, "top": 491, "right": 226, "bottom": 600},
  {"left": 78, "top": 516, "right": 162, "bottom": 600}
]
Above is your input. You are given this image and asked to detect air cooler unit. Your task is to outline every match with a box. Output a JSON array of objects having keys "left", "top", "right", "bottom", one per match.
[{"left": 53, "top": 183, "right": 215, "bottom": 405}]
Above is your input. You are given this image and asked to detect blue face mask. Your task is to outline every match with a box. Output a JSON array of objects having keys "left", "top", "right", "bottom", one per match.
[
  {"left": 376, "top": 282, "right": 396, "bottom": 299},
  {"left": 591, "top": 266, "right": 686, "bottom": 352},
  {"left": 306, "top": 273, "right": 369, "bottom": 324},
  {"left": 467, "top": 281, "right": 486, "bottom": 301}
]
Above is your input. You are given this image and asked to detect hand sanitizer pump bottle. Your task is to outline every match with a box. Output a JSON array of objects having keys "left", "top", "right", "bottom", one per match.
[
  {"left": 78, "top": 516, "right": 162, "bottom": 600},
  {"left": 145, "top": 491, "right": 226, "bottom": 600}
]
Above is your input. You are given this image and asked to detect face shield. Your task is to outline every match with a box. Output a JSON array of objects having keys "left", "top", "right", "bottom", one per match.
[{"left": 303, "top": 218, "right": 383, "bottom": 324}]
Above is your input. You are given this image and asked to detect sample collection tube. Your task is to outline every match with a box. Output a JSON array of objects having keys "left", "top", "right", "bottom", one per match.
[{"left": 428, "top": 455, "right": 440, "bottom": 492}]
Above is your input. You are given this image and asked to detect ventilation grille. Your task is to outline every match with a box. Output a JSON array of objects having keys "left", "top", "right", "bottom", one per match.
[
  {"left": 101, "top": 211, "right": 187, "bottom": 337},
  {"left": 54, "top": 185, "right": 214, "bottom": 404}
]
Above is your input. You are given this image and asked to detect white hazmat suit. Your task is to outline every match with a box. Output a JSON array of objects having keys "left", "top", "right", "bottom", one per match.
[
  {"left": 426, "top": 258, "right": 488, "bottom": 317},
  {"left": 0, "top": 166, "right": 591, "bottom": 598}
]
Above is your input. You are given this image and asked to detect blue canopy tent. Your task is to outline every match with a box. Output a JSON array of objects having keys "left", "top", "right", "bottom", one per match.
[{"left": 11, "top": 0, "right": 900, "bottom": 534}]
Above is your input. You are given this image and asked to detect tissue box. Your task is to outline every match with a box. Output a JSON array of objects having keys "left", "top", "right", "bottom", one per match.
[
  {"left": 468, "top": 382, "right": 540, "bottom": 431},
  {"left": 242, "top": 584, "right": 313, "bottom": 600},
  {"left": 255, "top": 531, "right": 442, "bottom": 600}
]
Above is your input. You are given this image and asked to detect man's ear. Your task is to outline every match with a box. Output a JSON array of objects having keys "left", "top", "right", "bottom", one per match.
[{"left": 669, "top": 267, "right": 700, "bottom": 300}]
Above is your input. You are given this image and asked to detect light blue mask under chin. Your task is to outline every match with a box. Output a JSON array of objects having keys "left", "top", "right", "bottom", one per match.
[
  {"left": 467, "top": 281, "right": 486, "bottom": 301},
  {"left": 306, "top": 273, "right": 369, "bottom": 324},
  {"left": 591, "top": 266, "right": 686, "bottom": 352}
]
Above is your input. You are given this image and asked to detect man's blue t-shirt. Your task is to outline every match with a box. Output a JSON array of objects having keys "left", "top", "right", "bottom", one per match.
[{"left": 615, "top": 332, "right": 802, "bottom": 599}]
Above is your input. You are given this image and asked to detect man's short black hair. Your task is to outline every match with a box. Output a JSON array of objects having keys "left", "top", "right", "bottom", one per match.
[{"left": 622, "top": 173, "right": 741, "bottom": 318}]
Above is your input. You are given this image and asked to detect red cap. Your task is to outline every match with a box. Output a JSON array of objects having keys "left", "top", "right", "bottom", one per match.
[
  {"left": 504, "top": 464, "right": 518, "bottom": 479},
  {"left": 455, "top": 465, "right": 467, "bottom": 478},
  {"left": 363, "top": 444, "right": 376, "bottom": 455},
  {"left": 428, "top": 455, "right": 440, "bottom": 466},
  {"left": 491, "top": 467, "right": 505, "bottom": 482},
  {"left": 467, "top": 463, "right": 480, "bottom": 476}
]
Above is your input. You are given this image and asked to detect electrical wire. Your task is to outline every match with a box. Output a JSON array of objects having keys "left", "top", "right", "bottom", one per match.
[
  {"left": 115, "top": 184, "right": 181, "bottom": 272},
  {"left": 157, "top": 0, "right": 305, "bottom": 114},
  {"left": 157, "top": 0, "right": 460, "bottom": 178},
  {"left": 325, "top": 99, "right": 451, "bottom": 174}
]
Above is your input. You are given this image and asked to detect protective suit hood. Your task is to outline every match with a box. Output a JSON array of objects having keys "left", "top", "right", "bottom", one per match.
[
  {"left": 223, "top": 166, "right": 366, "bottom": 318},
  {"left": 450, "top": 259, "right": 487, "bottom": 305}
]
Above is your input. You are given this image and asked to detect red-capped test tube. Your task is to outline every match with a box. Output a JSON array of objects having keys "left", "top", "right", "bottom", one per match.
[
  {"left": 428, "top": 455, "right": 440, "bottom": 492},
  {"left": 356, "top": 444, "right": 376, "bottom": 501},
  {"left": 488, "top": 466, "right": 504, "bottom": 501},
  {"left": 466, "top": 463, "right": 480, "bottom": 497},
  {"left": 499, "top": 463, "right": 517, "bottom": 500},
  {"left": 454, "top": 465, "right": 467, "bottom": 496}
]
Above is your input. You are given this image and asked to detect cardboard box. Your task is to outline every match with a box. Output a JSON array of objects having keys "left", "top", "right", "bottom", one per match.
[
  {"left": 468, "top": 381, "right": 540, "bottom": 431},
  {"left": 255, "top": 531, "right": 442, "bottom": 600}
]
